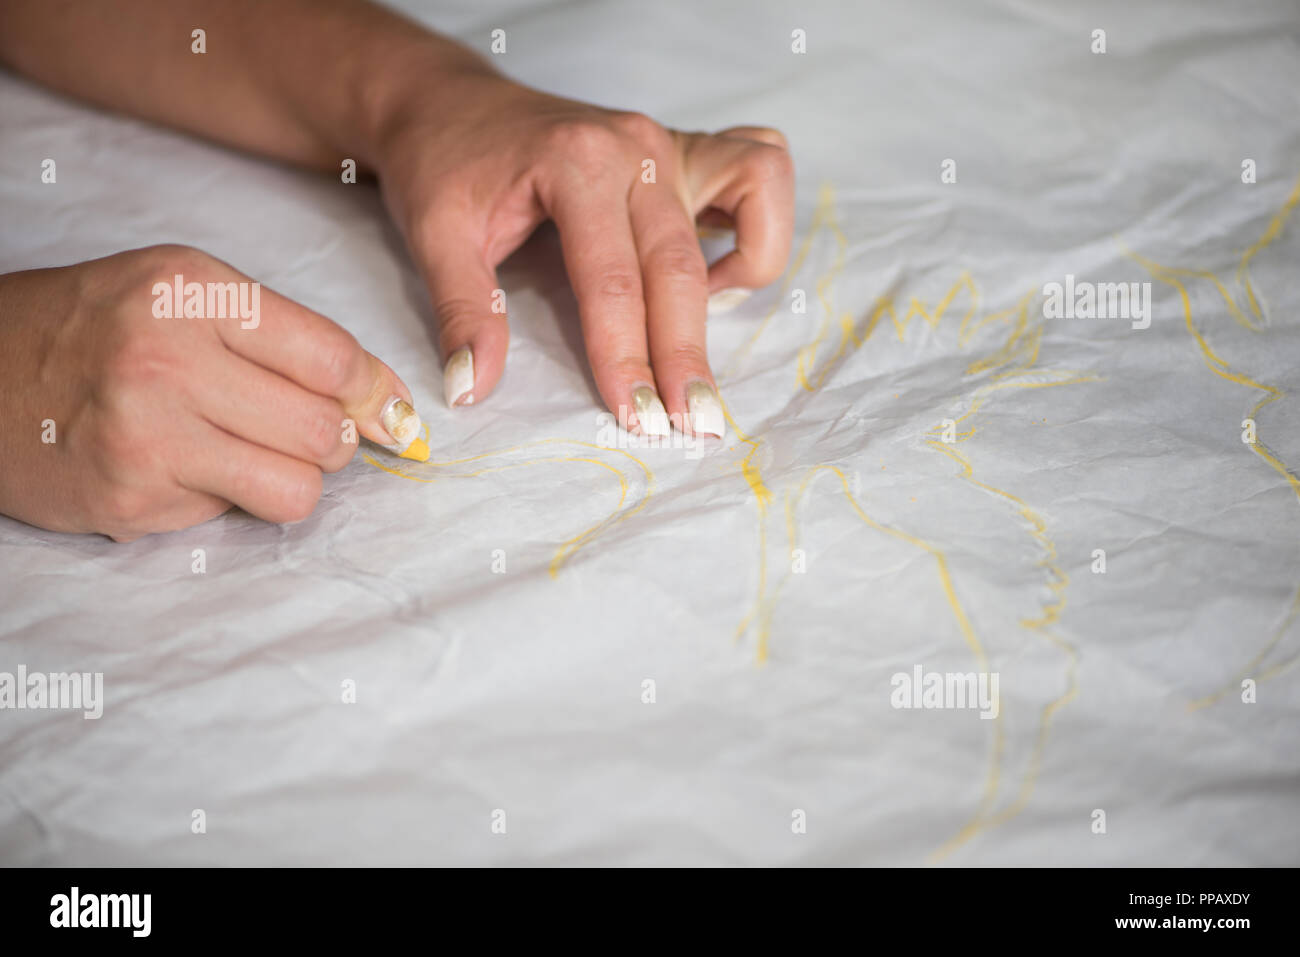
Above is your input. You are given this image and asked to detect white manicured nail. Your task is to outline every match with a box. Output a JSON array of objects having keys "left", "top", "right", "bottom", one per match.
[
  {"left": 686, "top": 381, "right": 725, "bottom": 438},
  {"left": 443, "top": 347, "right": 474, "bottom": 407},
  {"left": 631, "top": 386, "right": 670, "bottom": 436},
  {"left": 379, "top": 396, "right": 422, "bottom": 452},
  {"left": 707, "top": 287, "right": 752, "bottom": 315}
]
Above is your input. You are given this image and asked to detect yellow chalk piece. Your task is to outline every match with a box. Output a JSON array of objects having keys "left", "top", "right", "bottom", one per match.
[{"left": 398, "top": 437, "right": 430, "bottom": 462}]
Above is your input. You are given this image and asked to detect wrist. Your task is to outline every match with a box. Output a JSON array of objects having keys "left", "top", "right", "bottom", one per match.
[{"left": 348, "top": 38, "right": 506, "bottom": 171}]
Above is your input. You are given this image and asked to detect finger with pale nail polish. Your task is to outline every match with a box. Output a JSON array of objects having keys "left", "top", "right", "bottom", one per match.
[
  {"left": 380, "top": 395, "right": 429, "bottom": 461},
  {"left": 707, "top": 287, "right": 752, "bottom": 315},
  {"left": 686, "top": 381, "right": 725, "bottom": 439},
  {"left": 631, "top": 385, "right": 670, "bottom": 436},
  {"left": 443, "top": 347, "right": 475, "bottom": 407}
]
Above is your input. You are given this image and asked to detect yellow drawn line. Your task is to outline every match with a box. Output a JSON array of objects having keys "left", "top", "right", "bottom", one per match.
[
  {"left": 1122, "top": 173, "right": 1300, "bottom": 706},
  {"left": 801, "top": 272, "right": 980, "bottom": 393},
  {"left": 909, "top": 281, "right": 1096, "bottom": 858},
  {"left": 890, "top": 271, "right": 978, "bottom": 342},
  {"left": 926, "top": 372, "right": 1101, "bottom": 440},
  {"left": 926, "top": 444, "right": 1068, "bottom": 625},
  {"left": 724, "top": 186, "right": 1088, "bottom": 859},
  {"left": 792, "top": 465, "right": 1005, "bottom": 845},
  {"left": 959, "top": 295, "right": 1019, "bottom": 346},
  {"left": 1125, "top": 248, "right": 1300, "bottom": 501},
  {"left": 1186, "top": 585, "right": 1300, "bottom": 709},
  {"left": 362, "top": 436, "right": 654, "bottom": 578},
  {"left": 723, "top": 399, "right": 776, "bottom": 661},
  {"left": 921, "top": 418, "right": 1089, "bottom": 858},
  {"left": 1236, "top": 173, "right": 1300, "bottom": 323},
  {"left": 966, "top": 289, "right": 1036, "bottom": 377},
  {"left": 795, "top": 195, "right": 849, "bottom": 391},
  {"left": 921, "top": 437, "right": 1083, "bottom": 853},
  {"left": 722, "top": 183, "right": 833, "bottom": 378},
  {"left": 723, "top": 185, "right": 843, "bottom": 661}
]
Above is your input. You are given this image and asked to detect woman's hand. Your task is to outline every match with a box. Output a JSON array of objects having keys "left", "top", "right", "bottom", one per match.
[
  {"left": 374, "top": 73, "right": 795, "bottom": 437},
  {"left": 0, "top": 246, "right": 419, "bottom": 541},
  {"left": 1, "top": 0, "right": 795, "bottom": 439}
]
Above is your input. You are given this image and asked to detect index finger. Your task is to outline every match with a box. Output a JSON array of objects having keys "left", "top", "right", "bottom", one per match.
[
  {"left": 212, "top": 282, "right": 425, "bottom": 456},
  {"left": 548, "top": 182, "right": 667, "bottom": 435}
]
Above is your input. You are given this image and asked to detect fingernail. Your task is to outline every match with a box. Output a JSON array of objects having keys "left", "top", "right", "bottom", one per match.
[
  {"left": 631, "top": 386, "right": 670, "bottom": 436},
  {"left": 707, "top": 287, "right": 752, "bottom": 315},
  {"left": 380, "top": 396, "right": 423, "bottom": 454},
  {"left": 686, "top": 381, "right": 725, "bottom": 438},
  {"left": 443, "top": 347, "right": 474, "bottom": 407}
]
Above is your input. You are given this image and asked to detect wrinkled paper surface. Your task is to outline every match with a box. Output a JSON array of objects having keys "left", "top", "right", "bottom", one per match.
[{"left": 2, "top": 0, "right": 1298, "bottom": 864}]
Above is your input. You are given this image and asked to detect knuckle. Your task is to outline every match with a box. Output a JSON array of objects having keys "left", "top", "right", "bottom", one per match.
[
  {"left": 547, "top": 118, "right": 621, "bottom": 166},
  {"left": 313, "top": 328, "right": 363, "bottom": 395},
  {"left": 321, "top": 439, "right": 357, "bottom": 474},
  {"left": 744, "top": 142, "right": 794, "bottom": 184},
  {"left": 745, "top": 126, "right": 789, "bottom": 150},
  {"left": 100, "top": 485, "right": 150, "bottom": 529},
  {"left": 304, "top": 404, "right": 342, "bottom": 461},
  {"left": 137, "top": 243, "right": 216, "bottom": 285},
  {"left": 595, "top": 270, "right": 642, "bottom": 302},
  {"left": 434, "top": 295, "right": 489, "bottom": 338},
  {"left": 603, "top": 356, "right": 655, "bottom": 386},
  {"left": 661, "top": 342, "right": 710, "bottom": 372},
  {"left": 279, "top": 468, "right": 322, "bottom": 523},
  {"left": 612, "top": 111, "right": 668, "bottom": 147},
  {"left": 650, "top": 244, "right": 707, "bottom": 286},
  {"left": 141, "top": 242, "right": 199, "bottom": 271},
  {"left": 102, "top": 332, "right": 174, "bottom": 395}
]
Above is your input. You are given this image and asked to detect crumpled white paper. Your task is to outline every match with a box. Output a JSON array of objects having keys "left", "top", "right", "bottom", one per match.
[{"left": 2, "top": 0, "right": 1298, "bottom": 865}]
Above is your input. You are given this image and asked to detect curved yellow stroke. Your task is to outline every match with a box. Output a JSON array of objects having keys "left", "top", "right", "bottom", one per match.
[
  {"left": 790, "top": 465, "right": 1006, "bottom": 852},
  {"left": 921, "top": 383, "right": 1094, "bottom": 858},
  {"left": 802, "top": 272, "right": 980, "bottom": 393},
  {"left": 1121, "top": 175, "right": 1300, "bottom": 706},
  {"left": 923, "top": 439, "right": 1082, "bottom": 859},
  {"left": 910, "top": 285, "right": 1095, "bottom": 858},
  {"left": 722, "top": 183, "right": 833, "bottom": 378},
  {"left": 1236, "top": 173, "right": 1300, "bottom": 323},
  {"left": 730, "top": 215, "right": 1003, "bottom": 662},
  {"left": 363, "top": 436, "right": 654, "bottom": 578},
  {"left": 722, "top": 401, "right": 775, "bottom": 661},
  {"left": 720, "top": 187, "right": 843, "bottom": 658},
  {"left": 795, "top": 195, "right": 849, "bottom": 391},
  {"left": 728, "top": 216, "right": 1095, "bottom": 856}
]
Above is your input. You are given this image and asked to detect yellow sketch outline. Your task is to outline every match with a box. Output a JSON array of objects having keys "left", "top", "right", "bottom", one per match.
[
  {"left": 1122, "top": 172, "right": 1300, "bottom": 707},
  {"left": 363, "top": 435, "right": 654, "bottom": 578}
]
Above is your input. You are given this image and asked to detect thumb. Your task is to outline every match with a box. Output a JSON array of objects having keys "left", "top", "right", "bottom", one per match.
[{"left": 423, "top": 238, "right": 509, "bottom": 409}]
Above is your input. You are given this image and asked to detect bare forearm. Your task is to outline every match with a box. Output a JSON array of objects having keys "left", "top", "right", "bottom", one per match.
[{"left": 0, "top": 0, "right": 495, "bottom": 170}]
